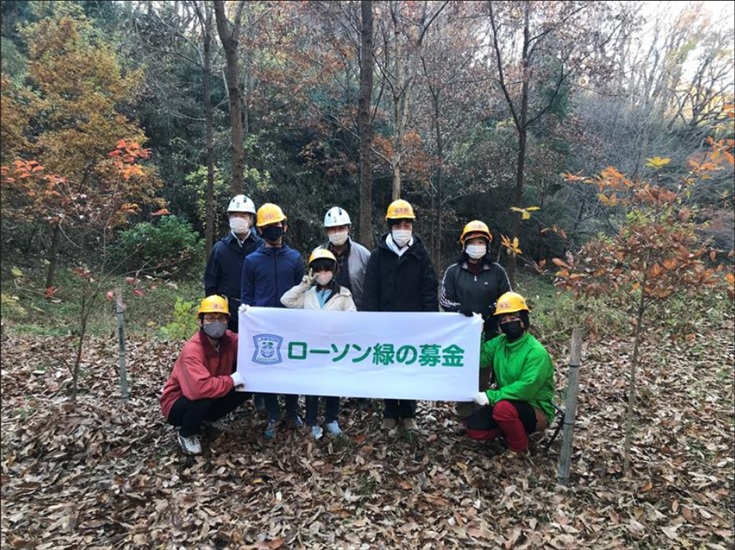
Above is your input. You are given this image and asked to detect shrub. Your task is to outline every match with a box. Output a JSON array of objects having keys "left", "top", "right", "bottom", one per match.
[
  {"left": 112, "top": 215, "right": 204, "bottom": 279},
  {"left": 1, "top": 292, "right": 27, "bottom": 319},
  {"left": 159, "top": 297, "right": 199, "bottom": 341}
]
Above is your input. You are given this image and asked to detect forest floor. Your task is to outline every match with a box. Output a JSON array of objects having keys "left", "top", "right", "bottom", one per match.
[{"left": 1, "top": 314, "right": 733, "bottom": 549}]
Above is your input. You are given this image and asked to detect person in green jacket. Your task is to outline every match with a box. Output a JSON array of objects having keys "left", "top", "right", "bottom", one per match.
[{"left": 466, "top": 291, "right": 554, "bottom": 456}]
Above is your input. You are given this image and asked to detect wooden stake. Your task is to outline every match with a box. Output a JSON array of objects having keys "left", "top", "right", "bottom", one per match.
[
  {"left": 115, "top": 288, "right": 129, "bottom": 400},
  {"left": 557, "top": 328, "right": 582, "bottom": 486}
]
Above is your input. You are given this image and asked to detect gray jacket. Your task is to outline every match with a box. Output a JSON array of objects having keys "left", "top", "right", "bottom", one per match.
[{"left": 321, "top": 238, "right": 371, "bottom": 310}]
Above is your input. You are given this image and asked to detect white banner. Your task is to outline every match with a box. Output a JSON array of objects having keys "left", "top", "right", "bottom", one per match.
[{"left": 237, "top": 307, "right": 482, "bottom": 401}]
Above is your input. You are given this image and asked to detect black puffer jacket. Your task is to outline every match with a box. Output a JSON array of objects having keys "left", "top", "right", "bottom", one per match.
[
  {"left": 439, "top": 255, "right": 511, "bottom": 337},
  {"left": 204, "top": 230, "right": 263, "bottom": 330},
  {"left": 362, "top": 234, "right": 438, "bottom": 312}
]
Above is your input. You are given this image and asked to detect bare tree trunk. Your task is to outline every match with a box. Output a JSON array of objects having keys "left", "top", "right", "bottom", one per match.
[
  {"left": 70, "top": 289, "right": 90, "bottom": 402},
  {"left": 506, "top": 5, "right": 531, "bottom": 287},
  {"left": 489, "top": 1, "right": 531, "bottom": 288},
  {"left": 214, "top": 0, "right": 246, "bottom": 195},
  {"left": 384, "top": 2, "right": 446, "bottom": 201},
  {"left": 203, "top": 4, "right": 216, "bottom": 257},
  {"left": 359, "top": 0, "right": 375, "bottom": 247},
  {"left": 46, "top": 222, "right": 61, "bottom": 289},
  {"left": 557, "top": 328, "right": 583, "bottom": 485},
  {"left": 433, "top": 98, "right": 444, "bottom": 268},
  {"left": 623, "top": 289, "right": 647, "bottom": 478},
  {"left": 390, "top": 3, "right": 403, "bottom": 201},
  {"left": 115, "top": 288, "right": 129, "bottom": 400}
]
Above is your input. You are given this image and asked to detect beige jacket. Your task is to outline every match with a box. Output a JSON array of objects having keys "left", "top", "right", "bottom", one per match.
[{"left": 280, "top": 281, "right": 357, "bottom": 312}]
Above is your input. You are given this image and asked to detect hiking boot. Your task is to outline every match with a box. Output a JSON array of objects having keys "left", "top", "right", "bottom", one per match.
[
  {"left": 325, "top": 421, "right": 342, "bottom": 436},
  {"left": 264, "top": 419, "right": 278, "bottom": 439},
  {"left": 177, "top": 433, "right": 202, "bottom": 455},
  {"left": 402, "top": 418, "right": 418, "bottom": 431},
  {"left": 381, "top": 418, "right": 398, "bottom": 430},
  {"left": 310, "top": 425, "right": 324, "bottom": 440}
]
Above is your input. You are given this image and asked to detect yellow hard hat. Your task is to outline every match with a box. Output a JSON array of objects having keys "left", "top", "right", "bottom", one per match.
[
  {"left": 256, "top": 203, "right": 287, "bottom": 227},
  {"left": 460, "top": 220, "right": 493, "bottom": 245},
  {"left": 309, "top": 247, "right": 337, "bottom": 265},
  {"left": 197, "top": 295, "right": 230, "bottom": 315},
  {"left": 494, "top": 292, "right": 530, "bottom": 316},
  {"left": 385, "top": 199, "right": 416, "bottom": 220}
]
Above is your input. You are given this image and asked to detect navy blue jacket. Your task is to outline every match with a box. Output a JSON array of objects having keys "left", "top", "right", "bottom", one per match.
[
  {"left": 240, "top": 244, "right": 305, "bottom": 308},
  {"left": 362, "top": 233, "right": 438, "bottom": 313},
  {"left": 204, "top": 230, "right": 263, "bottom": 330}
]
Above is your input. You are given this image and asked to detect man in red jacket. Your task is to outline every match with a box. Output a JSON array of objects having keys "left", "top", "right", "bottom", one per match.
[{"left": 160, "top": 295, "right": 250, "bottom": 455}]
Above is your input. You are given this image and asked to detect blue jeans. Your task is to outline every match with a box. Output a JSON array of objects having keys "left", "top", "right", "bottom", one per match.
[
  {"left": 305, "top": 395, "right": 340, "bottom": 426},
  {"left": 263, "top": 393, "right": 300, "bottom": 422}
]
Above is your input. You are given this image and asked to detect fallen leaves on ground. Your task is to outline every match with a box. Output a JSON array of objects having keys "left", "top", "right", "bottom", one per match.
[{"left": 1, "top": 314, "right": 733, "bottom": 549}]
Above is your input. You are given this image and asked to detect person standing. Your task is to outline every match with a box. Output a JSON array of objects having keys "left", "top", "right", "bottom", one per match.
[
  {"left": 240, "top": 203, "right": 305, "bottom": 438},
  {"left": 466, "top": 292, "right": 555, "bottom": 458},
  {"left": 160, "top": 295, "right": 250, "bottom": 455},
  {"left": 439, "top": 220, "right": 511, "bottom": 419},
  {"left": 204, "top": 195, "right": 263, "bottom": 333},
  {"left": 281, "top": 248, "right": 357, "bottom": 439},
  {"left": 321, "top": 206, "right": 371, "bottom": 310},
  {"left": 321, "top": 206, "right": 372, "bottom": 410},
  {"left": 362, "top": 199, "right": 439, "bottom": 431}
]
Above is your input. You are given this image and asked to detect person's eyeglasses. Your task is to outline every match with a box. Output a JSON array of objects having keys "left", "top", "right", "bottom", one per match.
[{"left": 203, "top": 314, "right": 228, "bottom": 323}]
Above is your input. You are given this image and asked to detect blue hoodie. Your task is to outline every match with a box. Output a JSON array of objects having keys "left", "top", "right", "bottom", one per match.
[{"left": 241, "top": 244, "right": 305, "bottom": 307}]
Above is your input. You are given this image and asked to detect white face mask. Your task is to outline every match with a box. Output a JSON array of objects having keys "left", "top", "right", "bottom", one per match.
[
  {"left": 315, "top": 272, "right": 333, "bottom": 286},
  {"left": 466, "top": 244, "right": 487, "bottom": 260},
  {"left": 328, "top": 230, "right": 349, "bottom": 246},
  {"left": 229, "top": 217, "right": 251, "bottom": 235},
  {"left": 391, "top": 229, "right": 412, "bottom": 248}
]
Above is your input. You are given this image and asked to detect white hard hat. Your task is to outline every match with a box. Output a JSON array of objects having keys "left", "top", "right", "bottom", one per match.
[
  {"left": 228, "top": 195, "right": 256, "bottom": 215},
  {"left": 324, "top": 206, "right": 351, "bottom": 228}
]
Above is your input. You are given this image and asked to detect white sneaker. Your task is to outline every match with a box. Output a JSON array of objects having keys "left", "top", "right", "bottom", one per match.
[
  {"left": 325, "top": 421, "right": 342, "bottom": 436},
  {"left": 177, "top": 433, "right": 202, "bottom": 455},
  {"left": 381, "top": 418, "right": 398, "bottom": 430},
  {"left": 310, "top": 425, "right": 324, "bottom": 440},
  {"left": 402, "top": 418, "right": 418, "bottom": 431}
]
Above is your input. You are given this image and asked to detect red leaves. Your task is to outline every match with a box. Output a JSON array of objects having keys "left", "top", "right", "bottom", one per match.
[
  {"left": 44, "top": 286, "right": 58, "bottom": 298},
  {"left": 151, "top": 208, "right": 170, "bottom": 217}
]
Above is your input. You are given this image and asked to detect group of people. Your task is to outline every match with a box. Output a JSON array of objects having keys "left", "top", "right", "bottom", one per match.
[{"left": 160, "top": 196, "right": 555, "bottom": 459}]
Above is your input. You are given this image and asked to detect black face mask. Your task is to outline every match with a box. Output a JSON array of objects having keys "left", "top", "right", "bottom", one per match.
[
  {"left": 500, "top": 320, "right": 524, "bottom": 340},
  {"left": 261, "top": 225, "right": 284, "bottom": 242}
]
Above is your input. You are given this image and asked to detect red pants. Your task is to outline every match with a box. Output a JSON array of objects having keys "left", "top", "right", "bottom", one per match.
[{"left": 465, "top": 400, "right": 537, "bottom": 452}]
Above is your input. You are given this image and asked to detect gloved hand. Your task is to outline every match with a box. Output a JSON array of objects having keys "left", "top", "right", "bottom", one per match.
[
  {"left": 238, "top": 304, "right": 249, "bottom": 314},
  {"left": 302, "top": 274, "right": 314, "bottom": 286},
  {"left": 458, "top": 306, "right": 474, "bottom": 317},
  {"left": 230, "top": 371, "right": 246, "bottom": 389},
  {"left": 474, "top": 391, "right": 490, "bottom": 407}
]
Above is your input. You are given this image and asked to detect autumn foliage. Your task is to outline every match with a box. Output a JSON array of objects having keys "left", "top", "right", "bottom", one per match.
[
  {"left": 1, "top": 140, "right": 163, "bottom": 233},
  {"left": 555, "top": 138, "right": 734, "bottom": 303},
  {"left": 553, "top": 136, "right": 734, "bottom": 477}
]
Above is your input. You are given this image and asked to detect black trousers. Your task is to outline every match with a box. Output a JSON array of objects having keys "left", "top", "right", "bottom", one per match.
[
  {"left": 167, "top": 390, "right": 251, "bottom": 437},
  {"left": 383, "top": 399, "right": 416, "bottom": 420}
]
